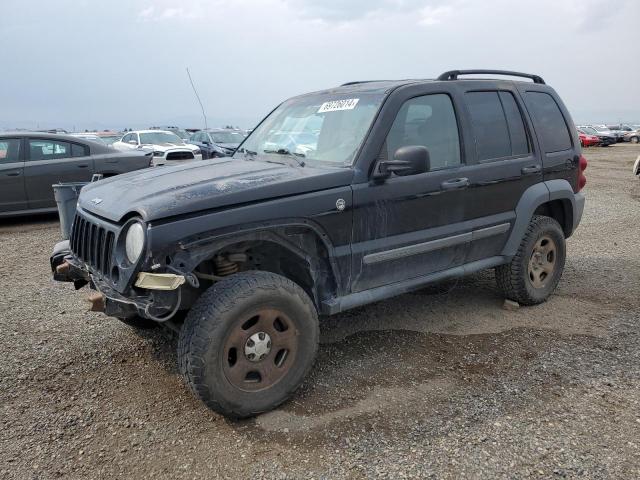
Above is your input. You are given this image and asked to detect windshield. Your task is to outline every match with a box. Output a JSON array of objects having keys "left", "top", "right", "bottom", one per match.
[
  {"left": 211, "top": 131, "right": 245, "bottom": 144},
  {"left": 581, "top": 127, "right": 598, "bottom": 135},
  {"left": 139, "top": 132, "right": 184, "bottom": 145},
  {"left": 236, "top": 93, "right": 385, "bottom": 166}
]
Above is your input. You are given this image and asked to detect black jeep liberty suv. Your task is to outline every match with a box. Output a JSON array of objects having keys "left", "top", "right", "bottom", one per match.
[{"left": 52, "top": 70, "right": 586, "bottom": 418}]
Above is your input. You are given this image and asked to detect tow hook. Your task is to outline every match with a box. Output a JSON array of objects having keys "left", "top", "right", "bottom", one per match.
[
  {"left": 87, "top": 292, "right": 106, "bottom": 312},
  {"left": 56, "top": 261, "right": 70, "bottom": 276}
]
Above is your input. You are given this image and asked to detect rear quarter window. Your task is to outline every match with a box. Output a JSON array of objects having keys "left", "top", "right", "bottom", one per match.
[
  {"left": 524, "top": 91, "right": 572, "bottom": 153},
  {"left": 71, "top": 143, "right": 89, "bottom": 157}
]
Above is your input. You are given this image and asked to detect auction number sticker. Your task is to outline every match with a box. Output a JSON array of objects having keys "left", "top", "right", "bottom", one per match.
[{"left": 317, "top": 98, "right": 359, "bottom": 113}]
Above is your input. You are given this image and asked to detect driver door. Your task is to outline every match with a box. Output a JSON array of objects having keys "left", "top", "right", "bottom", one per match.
[{"left": 351, "top": 91, "right": 471, "bottom": 292}]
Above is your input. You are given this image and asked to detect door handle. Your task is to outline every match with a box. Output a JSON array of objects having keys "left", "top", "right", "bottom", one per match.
[
  {"left": 77, "top": 164, "right": 89, "bottom": 168},
  {"left": 521, "top": 165, "right": 541, "bottom": 175},
  {"left": 6, "top": 171, "right": 21, "bottom": 177},
  {"left": 441, "top": 177, "right": 469, "bottom": 190}
]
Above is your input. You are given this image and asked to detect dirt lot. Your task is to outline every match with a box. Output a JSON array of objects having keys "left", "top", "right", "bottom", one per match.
[{"left": 1, "top": 144, "right": 639, "bottom": 479}]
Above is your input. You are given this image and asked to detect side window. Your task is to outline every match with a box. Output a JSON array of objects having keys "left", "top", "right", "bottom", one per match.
[
  {"left": 465, "top": 92, "right": 511, "bottom": 161},
  {"left": 524, "top": 92, "right": 572, "bottom": 153},
  {"left": 499, "top": 92, "right": 530, "bottom": 156},
  {"left": 384, "top": 93, "right": 461, "bottom": 170},
  {"left": 0, "top": 139, "right": 21, "bottom": 164},
  {"left": 28, "top": 139, "right": 70, "bottom": 161},
  {"left": 71, "top": 143, "right": 89, "bottom": 157},
  {"left": 122, "top": 133, "right": 132, "bottom": 143}
]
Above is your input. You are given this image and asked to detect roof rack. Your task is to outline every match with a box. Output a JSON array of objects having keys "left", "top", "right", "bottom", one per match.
[{"left": 437, "top": 70, "right": 545, "bottom": 84}]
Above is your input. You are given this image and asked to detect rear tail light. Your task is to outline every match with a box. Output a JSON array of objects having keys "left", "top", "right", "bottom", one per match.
[{"left": 577, "top": 154, "right": 587, "bottom": 192}]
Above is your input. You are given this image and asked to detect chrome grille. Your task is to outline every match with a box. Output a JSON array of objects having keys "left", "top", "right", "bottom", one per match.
[{"left": 70, "top": 214, "right": 115, "bottom": 276}]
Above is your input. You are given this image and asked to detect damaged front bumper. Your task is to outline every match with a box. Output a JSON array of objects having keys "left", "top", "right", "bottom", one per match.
[{"left": 50, "top": 240, "right": 184, "bottom": 321}]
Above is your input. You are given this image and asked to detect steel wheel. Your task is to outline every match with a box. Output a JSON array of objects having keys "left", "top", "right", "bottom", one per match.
[
  {"left": 222, "top": 308, "right": 298, "bottom": 392},
  {"left": 528, "top": 234, "right": 557, "bottom": 289}
]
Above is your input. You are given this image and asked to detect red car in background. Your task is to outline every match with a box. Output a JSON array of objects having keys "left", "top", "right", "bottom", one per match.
[{"left": 577, "top": 129, "right": 600, "bottom": 147}]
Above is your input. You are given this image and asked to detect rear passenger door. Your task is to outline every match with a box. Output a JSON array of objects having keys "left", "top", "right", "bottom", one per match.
[
  {"left": 0, "top": 138, "right": 27, "bottom": 213},
  {"left": 24, "top": 138, "right": 94, "bottom": 209},
  {"left": 456, "top": 83, "right": 543, "bottom": 262},
  {"left": 519, "top": 89, "right": 578, "bottom": 186}
]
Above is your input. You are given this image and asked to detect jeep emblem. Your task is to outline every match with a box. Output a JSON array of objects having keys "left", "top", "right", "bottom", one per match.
[
  {"left": 336, "top": 198, "right": 346, "bottom": 211},
  {"left": 91, "top": 198, "right": 103, "bottom": 205}
]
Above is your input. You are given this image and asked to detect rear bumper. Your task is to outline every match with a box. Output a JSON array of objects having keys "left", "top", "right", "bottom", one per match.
[{"left": 572, "top": 192, "right": 585, "bottom": 233}]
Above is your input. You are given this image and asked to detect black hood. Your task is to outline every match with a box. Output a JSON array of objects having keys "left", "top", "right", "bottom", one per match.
[{"left": 78, "top": 158, "right": 353, "bottom": 222}]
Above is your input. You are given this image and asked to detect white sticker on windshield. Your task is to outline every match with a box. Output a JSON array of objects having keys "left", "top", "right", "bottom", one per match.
[{"left": 317, "top": 98, "right": 359, "bottom": 113}]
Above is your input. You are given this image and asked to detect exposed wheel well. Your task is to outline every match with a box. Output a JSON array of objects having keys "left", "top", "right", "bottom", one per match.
[
  {"left": 190, "top": 235, "right": 338, "bottom": 310},
  {"left": 534, "top": 199, "right": 573, "bottom": 237}
]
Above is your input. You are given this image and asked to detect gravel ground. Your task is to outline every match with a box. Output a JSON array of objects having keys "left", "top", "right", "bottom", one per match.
[{"left": 1, "top": 144, "right": 639, "bottom": 479}]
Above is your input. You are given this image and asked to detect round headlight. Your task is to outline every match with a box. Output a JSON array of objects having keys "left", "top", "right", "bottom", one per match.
[{"left": 125, "top": 222, "right": 145, "bottom": 263}]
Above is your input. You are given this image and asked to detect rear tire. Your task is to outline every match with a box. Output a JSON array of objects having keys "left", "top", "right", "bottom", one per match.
[
  {"left": 496, "top": 215, "right": 566, "bottom": 306},
  {"left": 178, "top": 271, "right": 319, "bottom": 418},
  {"left": 631, "top": 136, "right": 639, "bottom": 144}
]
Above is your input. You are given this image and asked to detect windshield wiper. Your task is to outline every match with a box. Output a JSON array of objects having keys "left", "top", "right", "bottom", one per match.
[{"left": 263, "top": 148, "right": 306, "bottom": 167}]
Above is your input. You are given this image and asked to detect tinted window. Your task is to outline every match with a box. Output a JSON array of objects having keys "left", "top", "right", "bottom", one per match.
[
  {"left": 384, "top": 94, "right": 461, "bottom": 170},
  {"left": 466, "top": 92, "right": 511, "bottom": 161},
  {"left": 499, "top": 92, "right": 530, "bottom": 156},
  {"left": 71, "top": 143, "right": 89, "bottom": 157},
  {"left": 524, "top": 92, "right": 572, "bottom": 152},
  {"left": 0, "top": 139, "right": 21, "bottom": 164},
  {"left": 28, "top": 140, "right": 70, "bottom": 161}
]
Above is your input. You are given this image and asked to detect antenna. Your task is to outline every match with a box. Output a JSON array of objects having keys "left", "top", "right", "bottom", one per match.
[{"left": 186, "top": 67, "right": 208, "bottom": 130}]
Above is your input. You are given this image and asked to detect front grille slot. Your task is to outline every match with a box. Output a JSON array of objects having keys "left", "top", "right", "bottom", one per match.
[
  {"left": 70, "top": 213, "right": 116, "bottom": 277},
  {"left": 166, "top": 151, "right": 195, "bottom": 161}
]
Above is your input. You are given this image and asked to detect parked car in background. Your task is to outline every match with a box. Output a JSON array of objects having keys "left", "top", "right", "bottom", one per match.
[
  {"left": 0, "top": 132, "right": 151, "bottom": 217},
  {"left": 188, "top": 129, "right": 245, "bottom": 158},
  {"left": 577, "top": 126, "right": 616, "bottom": 146},
  {"left": 71, "top": 133, "right": 108, "bottom": 145},
  {"left": 577, "top": 130, "right": 600, "bottom": 147},
  {"left": 593, "top": 125, "right": 624, "bottom": 142},
  {"left": 624, "top": 129, "right": 640, "bottom": 143},
  {"left": 113, "top": 130, "right": 202, "bottom": 166},
  {"left": 150, "top": 126, "right": 191, "bottom": 143},
  {"left": 587, "top": 125, "right": 621, "bottom": 143},
  {"left": 95, "top": 131, "right": 123, "bottom": 146}
]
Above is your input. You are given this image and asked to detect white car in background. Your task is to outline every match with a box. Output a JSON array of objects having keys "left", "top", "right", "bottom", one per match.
[{"left": 113, "top": 130, "right": 202, "bottom": 166}]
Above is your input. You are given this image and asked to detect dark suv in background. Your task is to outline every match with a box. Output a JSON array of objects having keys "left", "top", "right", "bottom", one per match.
[{"left": 52, "top": 70, "right": 586, "bottom": 418}]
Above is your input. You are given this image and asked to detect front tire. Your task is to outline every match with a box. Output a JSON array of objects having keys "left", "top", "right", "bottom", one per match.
[
  {"left": 178, "top": 271, "right": 319, "bottom": 418},
  {"left": 496, "top": 215, "right": 566, "bottom": 306}
]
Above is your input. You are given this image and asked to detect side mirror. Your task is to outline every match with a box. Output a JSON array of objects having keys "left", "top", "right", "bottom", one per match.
[
  {"left": 374, "top": 145, "right": 430, "bottom": 179},
  {"left": 203, "top": 140, "right": 210, "bottom": 145},
  {"left": 128, "top": 140, "right": 138, "bottom": 145}
]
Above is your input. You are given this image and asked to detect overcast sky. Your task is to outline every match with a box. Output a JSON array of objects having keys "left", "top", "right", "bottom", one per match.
[{"left": 1, "top": 0, "right": 638, "bottom": 131}]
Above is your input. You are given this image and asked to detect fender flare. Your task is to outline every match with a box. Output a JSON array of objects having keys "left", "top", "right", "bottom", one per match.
[{"left": 501, "top": 180, "right": 582, "bottom": 257}]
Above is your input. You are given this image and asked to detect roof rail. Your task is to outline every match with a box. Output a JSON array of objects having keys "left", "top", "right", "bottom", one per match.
[
  {"left": 437, "top": 70, "right": 545, "bottom": 84},
  {"left": 340, "top": 80, "right": 390, "bottom": 86}
]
